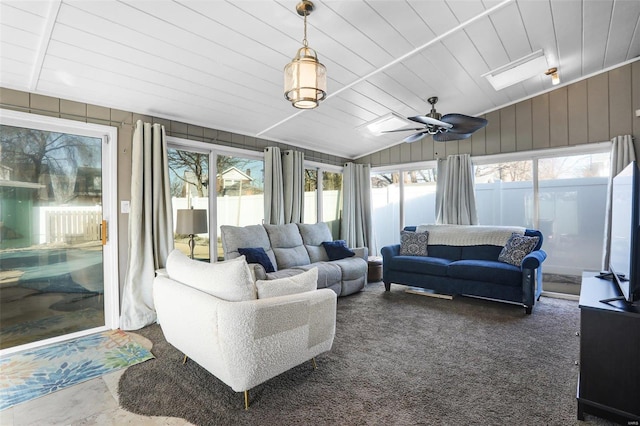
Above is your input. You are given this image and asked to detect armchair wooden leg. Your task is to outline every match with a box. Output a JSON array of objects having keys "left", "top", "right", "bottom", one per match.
[
  {"left": 244, "top": 390, "right": 249, "bottom": 410},
  {"left": 311, "top": 357, "right": 317, "bottom": 370},
  {"left": 182, "top": 354, "right": 188, "bottom": 364}
]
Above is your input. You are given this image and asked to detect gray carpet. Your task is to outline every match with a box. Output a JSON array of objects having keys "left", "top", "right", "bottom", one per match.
[{"left": 118, "top": 282, "right": 606, "bottom": 425}]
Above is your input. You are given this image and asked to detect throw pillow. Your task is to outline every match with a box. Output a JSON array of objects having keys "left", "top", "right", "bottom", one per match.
[
  {"left": 255, "top": 268, "right": 318, "bottom": 299},
  {"left": 165, "top": 249, "right": 256, "bottom": 301},
  {"left": 322, "top": 240, "right": 355, "bottom": 261},
  {"left": 399, "top": 231, "right": 429, "bottom": 256},
  {"left": 498, "top": 233, "right": 540, "bottom": 266},
  {"left": 238, "top": 247, "right": 276, "bottom": 273}
]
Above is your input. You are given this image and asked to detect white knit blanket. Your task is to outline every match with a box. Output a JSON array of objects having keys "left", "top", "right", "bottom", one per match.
[{"left": 415, "top": 224, "right": 525, "bottom": 247}]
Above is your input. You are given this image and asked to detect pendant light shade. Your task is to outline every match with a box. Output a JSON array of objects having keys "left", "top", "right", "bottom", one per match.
[
  {"left": 284, "top": 46, "right": 327, "bottom": 109},
  {"left": 284, "top": 1, "right": 326, "bottom": 109}
]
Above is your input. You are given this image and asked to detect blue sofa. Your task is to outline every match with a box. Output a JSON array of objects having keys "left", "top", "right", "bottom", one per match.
[{"left": 381, "top": 225, "right": 547, "bottom": 314}]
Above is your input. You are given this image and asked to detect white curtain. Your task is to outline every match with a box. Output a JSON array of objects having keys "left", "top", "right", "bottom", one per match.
[
  {"left": 341, "top": 162, "right": 372, "bottom": 249},
  {"left": 282, "top": 150, "right": 305, "bottom": 224},
  {"left": 264, "top": 146, "right": 284, "bottom": 225},
  {"left": 602, "top": 135, "right": 636, "bottom": 269},
  {"left": 436, "top": 154, "right": 478, "bottom": 225},
  {"left": 120, "top": 121, "right": 174, "bottom": 330}
]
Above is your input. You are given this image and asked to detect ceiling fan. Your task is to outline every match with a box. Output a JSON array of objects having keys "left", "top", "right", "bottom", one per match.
[{"left": 384, "top": 97, "right": 488, "bottom": 143}]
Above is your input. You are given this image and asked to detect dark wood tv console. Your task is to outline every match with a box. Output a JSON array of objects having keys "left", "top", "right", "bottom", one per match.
[{"left": 577, "top": 271, "right": 640, "bottom": 424}]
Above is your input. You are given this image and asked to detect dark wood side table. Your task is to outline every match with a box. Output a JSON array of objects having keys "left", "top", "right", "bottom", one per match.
[{"left": 577, "top": 271, "right": 640, "bottom": 424}]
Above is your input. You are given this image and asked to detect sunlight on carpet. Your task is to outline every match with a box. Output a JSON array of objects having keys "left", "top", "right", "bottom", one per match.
[{"left": 0, "top": 329, "right": 154, "bottom": 410}]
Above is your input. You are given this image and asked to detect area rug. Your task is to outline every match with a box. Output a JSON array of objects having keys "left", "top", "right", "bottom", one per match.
[
  {"left": 117, "top": 282, "right": 605, "bottom": 425},
  {"left": 0, "top": 329, "right": 154, "bottom": 410}
]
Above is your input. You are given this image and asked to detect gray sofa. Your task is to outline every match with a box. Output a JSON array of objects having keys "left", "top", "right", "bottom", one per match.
[{"left": 220, "top": 222, "right": 368, "bottom": 297}]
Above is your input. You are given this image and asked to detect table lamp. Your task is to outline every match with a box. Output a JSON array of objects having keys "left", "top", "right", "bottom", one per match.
[{"left": 175, "top": 208, "right": 208, "bottom": 259}]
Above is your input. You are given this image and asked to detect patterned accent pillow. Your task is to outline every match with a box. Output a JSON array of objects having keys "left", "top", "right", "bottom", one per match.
[
  {"left": 399, "top": 231, "right": 429, "bottom": 256},
  {"left": 498, "top": 233, "right": 540, "bottom": 266}
]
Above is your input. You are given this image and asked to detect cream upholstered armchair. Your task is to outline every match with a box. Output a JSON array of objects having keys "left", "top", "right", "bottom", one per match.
[{"left": 153, "top": 250, "right": 337, "bottom": 409}]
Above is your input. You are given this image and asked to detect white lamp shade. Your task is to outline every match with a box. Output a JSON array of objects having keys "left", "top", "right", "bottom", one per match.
[
  {"left": 175, "top": 209, "right": 208, "bottom": 235},
  {"left": 284, "top": 47, "right": 327, "bottom": 109}
]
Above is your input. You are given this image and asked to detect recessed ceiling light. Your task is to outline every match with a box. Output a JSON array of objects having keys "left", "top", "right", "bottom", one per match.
[{"left": 482, "top": 50, "right": 549, "bottom": 91}]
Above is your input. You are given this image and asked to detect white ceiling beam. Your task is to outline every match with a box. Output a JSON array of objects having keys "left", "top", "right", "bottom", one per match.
[{"left": 28, "top": 0, "right": 62, "bottom": 91}]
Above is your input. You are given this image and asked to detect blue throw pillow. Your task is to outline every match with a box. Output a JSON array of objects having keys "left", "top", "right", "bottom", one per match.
[
  {"left": 238, "top": 247, "right": 275, "bottom": 273},
  {"left": 322, "top": 240, "right": 355, "bottom": 261}
]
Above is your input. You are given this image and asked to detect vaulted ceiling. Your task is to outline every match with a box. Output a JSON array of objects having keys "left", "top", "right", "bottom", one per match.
[{"left": 1, "top": 0, "right": 639, "bottom": 159}]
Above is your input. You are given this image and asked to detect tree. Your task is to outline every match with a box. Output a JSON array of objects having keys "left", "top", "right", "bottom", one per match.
[
  {"left": 0, "top": 125, "right": 100, "bottom": 203},
  {"left": 167, "top": 150, "right": 209, "bottom": 198}
]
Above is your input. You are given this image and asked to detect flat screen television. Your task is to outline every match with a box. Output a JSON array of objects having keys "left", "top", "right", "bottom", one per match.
[{"left": 605, "top": 160, "right": 640, "bottom": 304}]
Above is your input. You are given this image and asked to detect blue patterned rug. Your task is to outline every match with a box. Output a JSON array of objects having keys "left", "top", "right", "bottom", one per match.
[{"left": 0, "top": 330, "right": 154, "bottom": 410}]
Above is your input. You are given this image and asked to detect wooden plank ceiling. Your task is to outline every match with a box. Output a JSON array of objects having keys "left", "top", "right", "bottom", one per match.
[{"left": 1, "top": 0, "right": 639, "bottom": 159}]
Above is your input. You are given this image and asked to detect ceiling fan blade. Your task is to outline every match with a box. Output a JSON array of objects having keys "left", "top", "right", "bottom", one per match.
[
  {"left": 441, "top": 114, "right": 488, "bottom": 134},
  {"left": 408, "top": 115, "right": 454, "bottom": 129},
  {"left": 433, "top": 131, "right": 473, "bottom": 142},
  {"left": 381, "top": 127, "right": 425, "bottom": 133},
  {"left": 403, "top": 132, "right": 429, "bottom": 143}
]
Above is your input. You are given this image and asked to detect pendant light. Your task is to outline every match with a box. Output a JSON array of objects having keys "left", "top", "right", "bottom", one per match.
[{"left": 284, "top": 1, "right": 326, "bottom": 109}]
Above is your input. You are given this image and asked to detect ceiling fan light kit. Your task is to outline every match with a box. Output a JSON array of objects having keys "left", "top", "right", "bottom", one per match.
[
  {"left": 284, "top": 0, "right": 327, "bottom": 109},
  {"left": 482, "top": 50, "right": 549, "bottom": 91}
]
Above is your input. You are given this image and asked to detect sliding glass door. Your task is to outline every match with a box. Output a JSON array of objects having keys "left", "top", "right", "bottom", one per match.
[{"left": 0, "top": 111, "right": 118, "bottom": 353}]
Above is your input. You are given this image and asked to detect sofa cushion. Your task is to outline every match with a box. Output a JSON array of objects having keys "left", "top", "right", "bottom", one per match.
[
  {"left": 460, "top": 245, "right": 504, "bottom": 261},
  {"left": 220, "top": 224, "right": 278, "bottom": 271},
  {"left": 447, "top": 259, "right": 522, "bottom": 287},
  {"left": 322, "top": 240, "right": 355, "bottom": 261},
  {"left": 165, "top": 249, "right": 256, "bottom": 301},
  {"left": 427, "top": 245, "right": 462, "bottom": 260},
  {"left": 498, "top": 233, "right": 540, "bottom": 266},
  {"left": 389, "top": 256, "right": 451, "bottom": 277},
  {"left": 238, "top": 247, "right": 275, "bottom": 273},
  {"left": 297, "top": 223, "right": 332, "bottom": 263},
  {"left": 399, "top": 231, "right": 429, "bottom": 256},
  {"left": 291, "top": 262, "right": 342, "bottom": 290},
  {"left": 331, "top": 257, "right": 368, "bottom": 281},
  {"left": 264, "top": 223, "right": 311, "bottom": 269},
  {"left": 255, "top": 267, "right": 318, "bottom": 299}
]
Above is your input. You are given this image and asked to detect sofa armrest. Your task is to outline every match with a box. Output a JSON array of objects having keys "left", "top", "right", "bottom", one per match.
[
  {"left": 153, "top": 276, "right": 336, "bottom": 392},
  {"left": 351, "top": 246, "right": 368, "bottom": 261},
  {"left": 522, "top": 249, "right": 547, "bottom": 270},
  {"left": 381, "top": 244, "right": 400, "bottom": 259}
]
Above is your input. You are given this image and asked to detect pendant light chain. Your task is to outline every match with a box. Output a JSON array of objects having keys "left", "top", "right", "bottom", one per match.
[{"left": 302, "top": 11, "right": 308, "bottom": 47}]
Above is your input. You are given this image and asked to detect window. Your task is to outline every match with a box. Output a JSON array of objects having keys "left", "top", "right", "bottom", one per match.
[
  {"left": 403, "top": 168, "right": 438, "bottom": 227},
  {"left": 304, "top": 168, "right": 318, "bottom": 224},
  {"left": 537, "top": 153, "right": 609, "bottom": 274},
  {"left": 167, "top": 138, "right": 265, "bottom": 261},
  {"left": 371, "top": 171, "right": 400, "bottom": 255},
  {"left": 474, "top": 147, "right": 610, "bottom": 275},
  {"left": 322, "top": 171, "right": 342, "bottom": 239},
  {"left": 168, "top": 147, "right": 210, "bottom": 261},
  {"left": 475, "top": 160, "right": 534, "bottom": 227}
]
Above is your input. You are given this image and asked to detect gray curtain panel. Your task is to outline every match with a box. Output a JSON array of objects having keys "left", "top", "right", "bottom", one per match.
[
  {"left": 602, "top": 135, "right": 636, "bottom": 269},
  {"left": 282, "top": 150, "right": 304, "bottom": 224},
  {"left": 264, "top": 146, "right": 284, "bottom": 225},
  {"left": 120, "top": 120, "right": 174, "bottom": 330},
  {"left": 436, "top": 154, "right": 478, "bottom": 225},
  {"left": 341, "top": 162, "right": 372, "bottom": 249}
]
